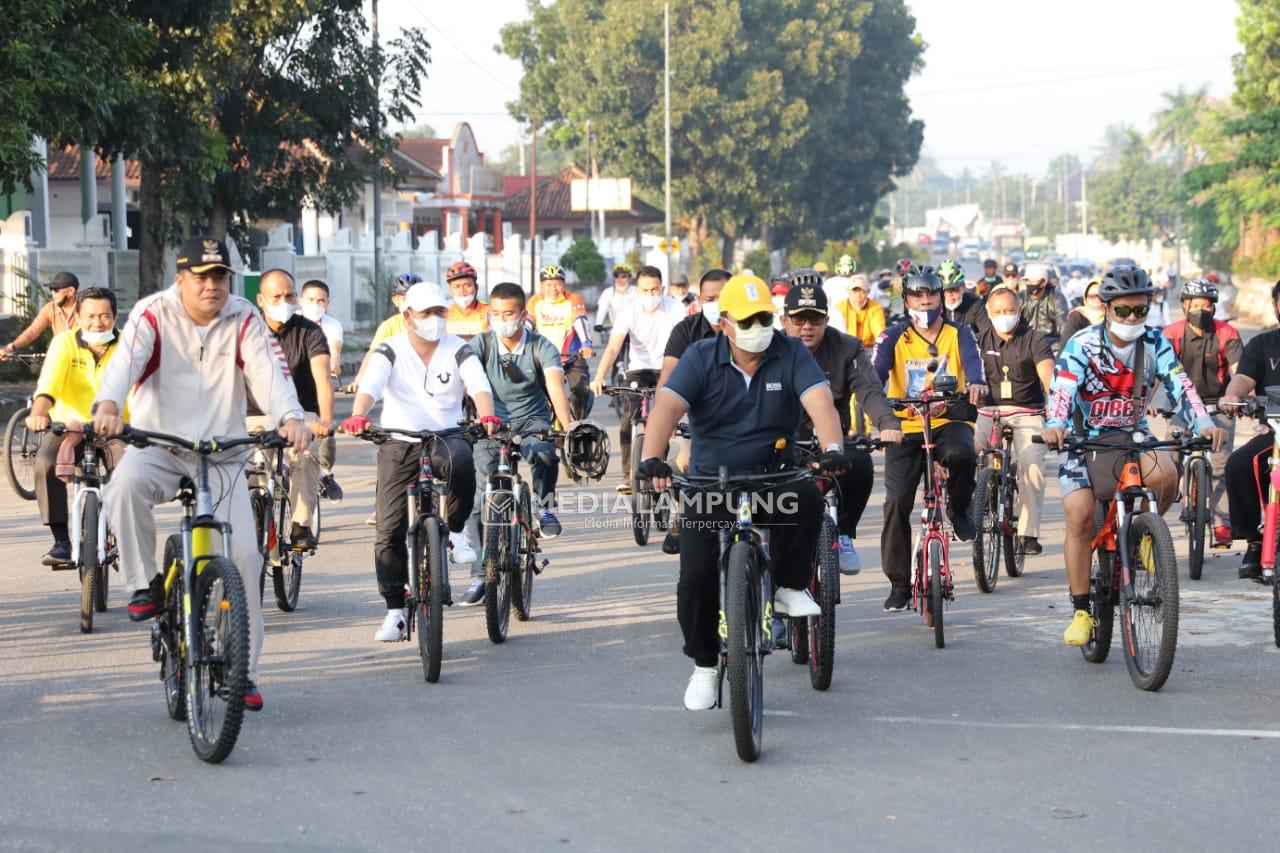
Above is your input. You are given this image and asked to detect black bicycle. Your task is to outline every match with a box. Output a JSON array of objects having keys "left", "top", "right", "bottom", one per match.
[
  {"left": 49, "top": 423, "right": 119, "bottom": 633},
  {"left": 4, "top": 352, "right": 45, "bottom": 500},
  {"left": 971, "top": 406, "right": 1043, "bottom": 591},
  {"left": 1155, "top": 407, "right": 1216, "bottom": 581},
  {"left": 603, "top": 384, "right": 674, "bottom": 546},
  {"left": 247, "top": 443, "right": 316, "bottom": 612}
]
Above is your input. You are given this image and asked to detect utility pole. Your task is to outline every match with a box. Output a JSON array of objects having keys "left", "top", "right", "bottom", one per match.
[
  {"left": 371, "top": 0, "right": 383, "bottom": 315},
  {"left": 663, "top": 0, "right": 672, "bottom": 284},
  {"left": 1174, "top": 131, "right": 1183, "bottom": 272},
  {"left": 585, "top": 118, "right": 593, "bottom": 240},
  {"left": 1081, "top": 168, "right": 1089, "bottom": 235},
  {"left": 529, "top": 118, "right": 538, "bottom": 294}
]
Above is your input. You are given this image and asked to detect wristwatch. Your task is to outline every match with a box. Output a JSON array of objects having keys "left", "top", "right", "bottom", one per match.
[
  {"left": 823, "top": 443, "right": 842, "bottom": 453},
  {"left": 280, "top": 409, "right": 306, "bottom": 426}
]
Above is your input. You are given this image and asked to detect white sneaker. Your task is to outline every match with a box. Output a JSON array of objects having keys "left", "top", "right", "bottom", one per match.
[
  {"left": 683, "top": 665, "right": 718, "bottom": 710},
  {"left": 774, "top": 587, "right": 821, "bottom": 617},
  {"left": 374, "top": 609, "right": 407, "bottom": 642},
  {"left": 449, "top": 530, "right": 477, "bottom": 564},
  {"left": 838, "top": 535, "right": 862, "bottom": 575}
]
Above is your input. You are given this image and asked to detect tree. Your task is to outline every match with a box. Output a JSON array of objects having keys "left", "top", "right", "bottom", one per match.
[
  {"left": 401, "top": 123, "right": 439, "bottom": 139},
  {"left": 558, "top": 235, "right": 606, "bottom": 284},
  {"left": 1087, "top": 130, "right": 1176, "bottom": 243}
]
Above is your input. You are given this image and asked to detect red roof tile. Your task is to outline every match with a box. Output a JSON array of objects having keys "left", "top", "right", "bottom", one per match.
[{"left": 45, "top": 146, "right": 140, "bottom": 182}]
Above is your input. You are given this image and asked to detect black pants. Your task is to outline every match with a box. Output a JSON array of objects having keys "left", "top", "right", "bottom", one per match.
[
  {"left": 374, "top": 436, "right": 475, "bottom": 609},
  {"left": 834, "top": 446, "right": 874, "bottom": 538},
  {"left": 619, "top": 369, "right": 660, "bottom": 472},
  {"left": 1227, "top": 431, "right": 1273, "bottom": 542},
  {"left": 880, "top": 422, "right": 976, "bottom": 590},
  {"left": 677, "top": 480, "right": 824, "bottom": 667},
  {"left": 564, "top": 354, "right": 592, "bottom": 419}
]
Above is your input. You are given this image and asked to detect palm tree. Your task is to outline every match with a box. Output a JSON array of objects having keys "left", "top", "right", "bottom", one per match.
[{"left": 1150, "top": 85, "right": 1211, "bottom": 171}]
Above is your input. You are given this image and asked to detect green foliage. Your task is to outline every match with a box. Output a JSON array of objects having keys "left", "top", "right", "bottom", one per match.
[
  {"left": 742, "top": 246, "right": 770, "bottom": 276},
  {"left": 1233, "top": 0, "right": 1280, "bottom": 113},
  {"left": 401, "top": 124, "right": 439, "bottom": 140},
  {"left": 1085, "top": 130, "right": 1176, "bottom": 243},
  {"left": 559, "top": 236, "right": 606, "bottom": 285}
]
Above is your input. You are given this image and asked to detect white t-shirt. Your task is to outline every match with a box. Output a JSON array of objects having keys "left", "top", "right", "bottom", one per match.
[
  {"left": 615, "top": 297, "right": 685, "bottom": 372},
  {"left": 596, "top": 285, "right": 637, "bottom": 328},
  {"left": 317, "top": 314, "right": 344, "bottom": 350},
  {"left": 358, "top": 332, "right": 491, "bottom": 437}
]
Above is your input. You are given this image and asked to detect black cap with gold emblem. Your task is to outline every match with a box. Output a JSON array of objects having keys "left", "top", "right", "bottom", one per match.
[
  {"left": 783, "top": 281, "right": 828, "bottom": 316},
  {"left": 176, "top": 236, "right": 235, "bottom": 274}
]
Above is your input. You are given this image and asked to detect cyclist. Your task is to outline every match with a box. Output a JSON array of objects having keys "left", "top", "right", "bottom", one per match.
[
  {"left": 528, "top": 265, "right": 594, "bottom": 418},
  {"left": 339, "top": 282, "right": 495, "bottom": 642},
  {"left": 668, "top": 273, "right": 697, "bottom": 314},
  {"left": 1001, "top": 261, "right": 1020, "bottom": 285},
  {"left": 829, "top": 274, "right": 886, "bottom": 348},
  {"left": 25, "top": 287, "right": 127, "bottom": 566},
  {"left": 1061, "top": 276, "right": 1105, "bottom": 342},
  {"left": 782, "top": 281, "right": 902, "bottom": 574},
  {"left": 595, "top": 264, "right": 636, "bottom": 330},
  {"left": 975, "top": 286, "right": 1055, "bottom": 555},
  {"left": 635, "top": 273, "right": 849, "bottom": 710},
  {"left": 444, "top": 261, "right": 489, "bottom": 340},
  {"left": 939, "top": 258, "right": 989, "bottom": 335},
  {"left": 93, "top": 236, "right": 310, "bottom": 712},
  {"left": 1161, "top": 278, "right": 1241, "bottom": 549},
  {"left": 1, "top": 271, "right": 80, "bottom": 359},
  {"left": 1019, "top": 262, "right": 1071, "bottom": 351},
  {"left": 976, "top": 258, "right": 1002, "bottom": 297},
  {"left": 244, "top": 269, "right": 333, "bottom": 552},
  {"left": 872, "top": 265, "right": 987, "bottom": 612},
  {"left": 299, "top": 279, "right": 344, "bottom": 501},
  {"left": 592, "top": 265, "right": 685, "bottom": 493},
  {"left": 457, "top": 281, "right": 576, "bottom": 605},
  {"left": 1043, "top": 266, "right": 1225, "bottom": 645}
]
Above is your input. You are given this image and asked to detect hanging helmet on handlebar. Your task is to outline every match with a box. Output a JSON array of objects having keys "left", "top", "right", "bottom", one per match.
[
  {"left": 564, "top": 420, "right": 610, "bottom": 482},
  {"left": 1098, "top": 265, "right": 1157, "bottom": 303},
  {"left": 1180, "top": 278, "right": 1219, "bottom": 303}
]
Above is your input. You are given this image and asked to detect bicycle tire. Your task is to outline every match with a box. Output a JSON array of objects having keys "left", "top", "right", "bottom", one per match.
[
  {"left": 929, "top": 537, "right": 945, "bottom": 649},
  {"left": 186, "top": 556, "right": 249, "bottom": 764},
  {"left": 1120, "top": 512, "right": 1180, "bottom": 691},
  {"left": 809, "top": 515, "right": 838, "bottom": 690},
  {"left": 4, "top": 406, "right": 37, "bottom": 500},
  {"left": 271, "top": 489, "right": 301, "bottom": 611},
  {"left": 418, "top": 520, "right": 446, "bottom": 683},
  {"left": 1273, "top": 581, "right": 1280, "bottom": 649},
  {"left": 313, "top": 496, "right": 322, "bottom": 544},
  {"left": 160, "top": 535, "right": 186, "bottom": 721},
  {"left": 1082, "top": 502, "right": 1116, "bottom": 663},
  {"left": 1187, "top": 457, "right": 1208, "bottom": 581},
  {"left": 79, "top": 493, "right": 100, "bottom": 633},
  {"left": 726, "top": 540, "right": 763, "bottom": 762},
  {"left": 631, "top": 440, "right": 649, "bottom": 546},
  {"left": 971, "top": 467, "right": 1000, "bottom": 593},
  {"left": 513, "top": 489, "right": 535, "bottom": 621},
  {"left": 1003, "top": 465, "right": 1023, "bottom": 578},
  {"left": 484, "top": 510, "right": 512, "bottom": 644},
  {"left": 95, "top": 527, "right": 112, "bottom": 614}
]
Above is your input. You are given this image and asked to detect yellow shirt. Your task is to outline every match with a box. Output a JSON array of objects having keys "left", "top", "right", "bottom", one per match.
[
  {"left": 370, "top": 313, "right": 406, "bottom": 349},
  {"left": 34, "top": 329, "right": 128, "bottom": 423},
  {"left": 446, "top": 301, "right": 489, "bottom": 338},
  {"left": 874, "top": 321, "right": 983, "bottom": 434},
  {"left": 834, "top": 298, "right": 886, "bottom": 348}
]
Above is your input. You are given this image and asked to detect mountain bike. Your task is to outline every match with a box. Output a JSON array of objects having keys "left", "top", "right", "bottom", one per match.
[
  {"left": 1033, "top": 431, "right": 1184, "bottom": 691},
  {"left": 1154, "top": 406, "right": 1215, "bottom": 581},
  {"left": 354, "top": 425, "right": 456, "bottom": 683},
  {"left": 246, "top": 443, "right": 320, "bottom": 612},
  {"left": 603, "top": 384, "right": 673, "bottom": 546},
  {"left": 971, "top": 406, "right": 1042, "bottom": 592},
  {"left": 120, "top": 426, "right": 287, "bottom": 763},
  {"left": 1223, "top": 393, "right": 1280, "bottom": 647},
  {"left": 49, "top": 422, "right": 119, "bottom": 633},
  {"left": 4, "top": 352, "right": 45, "bottom": 500}
]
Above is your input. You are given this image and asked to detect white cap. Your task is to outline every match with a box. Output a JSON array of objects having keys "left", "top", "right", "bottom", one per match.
[{"left": 404, "top": 281, "right": 448, "bottom": 312}]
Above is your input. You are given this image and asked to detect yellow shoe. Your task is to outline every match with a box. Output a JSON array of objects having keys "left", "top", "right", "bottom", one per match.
[
  {"left": 1138, "top": 535, "right": 1156, "bottom": 572},
  {"left": 1064, "top": 609, "right": 1096, "bottom": 647}
]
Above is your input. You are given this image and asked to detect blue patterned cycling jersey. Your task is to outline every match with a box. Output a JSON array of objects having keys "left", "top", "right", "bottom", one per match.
[{"left": 1046, "top": 323, "right": 1213, "bottom": 436}]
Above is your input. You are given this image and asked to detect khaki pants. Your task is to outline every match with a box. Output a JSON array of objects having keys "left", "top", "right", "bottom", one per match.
[
  {"left": 974, "top": 408, "right": 1046, "bottom": 538},
  {"left": 104, "top": 444, "right": 265, "bottom": 681},
  {"left": 246, "top": 414, "right": 320, "bottom": 531}
]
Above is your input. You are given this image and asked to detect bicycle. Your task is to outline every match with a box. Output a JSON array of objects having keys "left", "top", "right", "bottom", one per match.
[
  {"left": 48, "top": 422, "right": 119, "bottom": 633},
  {"left": 353, "top": 425, "right": 456, "bottom": 683},
  {"left": 890, "top": 373, "right": 962, "bottom": 648},
  {"left": 971, "top": 406, "right": 1043, "bottom": 592},
  {"left": 246, "top": 443, "right": 319, "bottom": 613},
  {"left": 4, "top": 352, "right": 46, "bottom": 500},
  {"left": 1154, "top": 406, "right": 1217, "bottom": 581},
  {"left": 673, "top": 466, "right": 815, "bottom": 763},
  {"left": 466, "top": 421, "right": 559, "bottom": 643},
  {"left": 1223, "top": 393, "right": 1280, "bottom": 646},
  {"left": 118, "top": 425, "right": 287, "bottom": 763},
  {"left": 593, "top": 324, "right": 629, "bottom": 417},
  {"left": 603, "top": 384, "right": 674, "bottom": 546},
  {"left": 1033, "top": 431, "right": 1187, "bottom": 691}
]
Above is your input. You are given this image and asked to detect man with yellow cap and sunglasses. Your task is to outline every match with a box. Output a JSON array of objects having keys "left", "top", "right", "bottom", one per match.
[{"left": 638, "top": 273, "right": 850, "bottom": 711}]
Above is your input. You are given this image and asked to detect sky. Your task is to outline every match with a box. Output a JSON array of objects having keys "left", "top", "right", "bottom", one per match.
[{"left": 375, "top": 0, "right": 1242, "bottom": 180}]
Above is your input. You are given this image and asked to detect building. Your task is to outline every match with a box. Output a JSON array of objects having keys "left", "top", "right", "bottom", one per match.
[{"left": 503, "top": 165, "right": 663, "bottom": 244}]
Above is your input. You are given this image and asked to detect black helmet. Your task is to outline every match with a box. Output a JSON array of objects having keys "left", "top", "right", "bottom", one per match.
[
  {"left": 786, "top": 268, "right": 823, "bottom": 290},
  {"left": 903, "top": 266, "right": 942, "bottom": 293},
  {"left": 895, "top": 257, "right": 920, "bottom": 278},
  {"left": 1098, "top": 266, "right": 1157, "bottom": 303},
  {"left": 1180, "top": 278, "right": 1219, "bottom": 303},
  {"left": 565, "top": 420, "right": 610, "bottom": 482}
]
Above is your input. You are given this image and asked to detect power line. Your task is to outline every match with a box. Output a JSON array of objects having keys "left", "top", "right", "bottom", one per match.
[
  {"left": 910, "top": 56, "right": 1231, "bottom": 97},
  {"left": 402, "top": 0, "right": 521, "bottom": 96}
]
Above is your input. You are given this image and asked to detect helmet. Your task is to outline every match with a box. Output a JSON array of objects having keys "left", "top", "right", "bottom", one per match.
[
  {"left": 393, "top": 273, "right": 422, "bottom": 295},
  {"left": 786, "top": 268, "right": 823, "bottom": 290},
  {"left": 936, "top": 258, "right": 965, "bottom": 289},
  {"left": 1206, "top": 271, "right": 1220, "bottom": 283},
  {"left": 564, "top": 420, "right": 610, "bottom": 482},
  {"left": 445, "top": 261, "right": 477, "bottom": 283},
  {"left": 895, "top": 257, "right": 919, "bottom": 277},
  {"left": 770, "top": 281, "right": 790, "bottom": 297},
  {"left": 812, "top": 261, "right": 829, "bottom": 274},
  {"left": 834, "top": 254, "right": 856, "bottom": 276},
  {"left": 539, "top": 264, "right": 566, "bottom": 282},
  {"left": 1180, "top": 278, "right": 1219, "bottom": 303},
  {"left": 1098, "top": 266, "right": 1157, "bottom": 303},
  {"left": 902, "top": 266, "right": 942, "bottom": 293}
]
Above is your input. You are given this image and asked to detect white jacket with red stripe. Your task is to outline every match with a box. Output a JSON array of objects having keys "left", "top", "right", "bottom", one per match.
[{"left": 96, "top": 285, "right": 302, "bottom": 439}]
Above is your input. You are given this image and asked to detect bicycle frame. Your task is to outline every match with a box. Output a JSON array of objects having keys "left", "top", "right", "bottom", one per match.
[
  {"left": 1090, "top": 452, "right": 1159, "bottom": 598},
  {"left": 1261, "top": 413, "right": 1280, "bottom": 577},
  {"left": 902, "top": 395, "right": 953, "bottom": 613},
  {"left": 67, "top": 436, "right": 109, "bottom": 567},
  {"left": 717, "top": 490, "right": 774, "bottom": 681}
]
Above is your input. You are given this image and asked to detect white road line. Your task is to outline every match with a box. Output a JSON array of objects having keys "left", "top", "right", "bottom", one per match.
[{"left": 869, "top": 715, "right": 1280, "bottom": 739}]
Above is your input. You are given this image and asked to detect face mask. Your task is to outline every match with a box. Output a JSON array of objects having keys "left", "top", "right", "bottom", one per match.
[
  {"left": 81, "top": 329, "right": 114, "bottom": 345},
  {"left": 264, "top": 301, "right": 297, "bottom": 324},
  {"left": 991, "top": 315, "right": 1019, "bottom": 334},
  {"left": 453, "top": 293, "right": 476, "bottom": 309},
  {"left": 413, "top": 315, "right": 446, "bottom": 342},
  {"left": 909, "top": 306, "right": 941, "bottom": 328},
  {"left": 642, "top": 295, "right": 662, "bottom": 312},
  {"left": 1108, "top": 320, "right": 1145, "bottom": 342},
  {"left": 492, "top": 316, "right": 523, "bottom": 339},
  {"left": 732, "top": 323, "right": 774, "bottom": 353},
  {"left": 1188, "top": 308, "right": 1214, "bottom": 330},
  {"left": 702, "top": 302, "right": 720, "bottom": 325},
  {"left": 301, "top": 302, "right": 326, "bottom": 322}
]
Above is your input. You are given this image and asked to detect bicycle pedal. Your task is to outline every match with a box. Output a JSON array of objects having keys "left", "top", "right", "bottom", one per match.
[
  {"left": 48, "top": 562, "right": 77, "bottom": 571},
  {"left": 534, "top": 558, "right": 549, "bottom": 575}
]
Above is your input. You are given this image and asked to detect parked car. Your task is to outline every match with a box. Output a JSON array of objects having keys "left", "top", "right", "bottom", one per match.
[
  {"left": 931, "top": 237, "right": 951, "bottom": 256},
  {"left": 959, "top": 239, "right": 981, "bottom": 260}
]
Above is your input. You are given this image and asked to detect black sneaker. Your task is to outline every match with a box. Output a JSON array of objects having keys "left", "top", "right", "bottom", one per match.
[
  {"left": 662, "top": 531, "right": 681, "bottom": 555},
  {"left": 128, "top": 584, "right": 163, "bottom": 621},
  {"left": 244, "top": 681, "right": 263, "bottom": 712},
  {"left": 42, "top": 540, "right": 72, "bottom": 567},
  {"left": 291, "top": 524, "right": 317, "bottom": 552},
  {"left": 1239, "top": 541, "right": 1264, "bottom": 580},
  {"left": 1019, "top": 536, "right": 1043, "bottom": 556},
  {"left": 459, "top": 579, "right": 485, "bottom": 606},
  {"left": 952, "top": 515, "right": 976, "bottom": 542},
  {"left": 320, "top": 474, "right": 343, "bottom": 503},
  {"left": 883, "top": 587, "right": 911, "bottom": 612}
]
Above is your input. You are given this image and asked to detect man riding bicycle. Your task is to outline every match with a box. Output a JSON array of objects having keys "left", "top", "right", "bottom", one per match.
[
  {"left": 528, "top": 265, "right": 594, "bottom": 418},
  {"left": 939, "top": 259, "right": 989, "bottom": 335},
  {"left": 1043, "top": 266, "right": 1225, "bottom": 645},
  {"left": 1, "top": 271, "right": 81, "bottom": 360},
  {"left": 445, "top": 261, "right": 489, "bottom": 340}
]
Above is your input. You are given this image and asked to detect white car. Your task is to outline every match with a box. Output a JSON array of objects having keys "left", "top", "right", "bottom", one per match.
[{"left": 959, "top": 240, "right": 981, "bottom": 261}]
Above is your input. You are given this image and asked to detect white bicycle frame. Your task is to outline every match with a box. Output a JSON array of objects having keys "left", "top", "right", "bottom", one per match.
[{"left": 68, "top": 480, "right": 108, "bottom": 565}]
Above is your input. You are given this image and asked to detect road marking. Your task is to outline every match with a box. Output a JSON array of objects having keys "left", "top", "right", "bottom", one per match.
[
  {"left": 571, "top": 701, "right": 800, "bottom": 717},
  {"left": 869, "top": 715, "right": 1280, "bottom": 740}
]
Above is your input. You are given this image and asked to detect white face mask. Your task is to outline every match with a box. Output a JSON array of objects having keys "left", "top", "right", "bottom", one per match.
[
  {"left": 991, "top": 314, "right": 1019, "bottom": 334},
  {"left": 732, "top": 322, "right": 774, "bottom": 353},
  {"left": 264, "top": 301, "right": 297, "bottom": 324},
  {"left": 453, "top": 293, "right": 476, "bottom": 309},
  {"left": 1108, "top": 320, "right": 1145, "bottom": 342},
  {"left": 81, "top": 329, "right": 115, "bottom": 345},
  {"left": 492, "top": 316, "right": 522, "bottom": 339},
  {"left": 413, "top": 315, "right": 446, "bottom": 342},
  {"left": 702, "top": 301, "right": 720, "bottom": 325},
  {"left": 300, "top": 302, "right": 326, "bottom": 323},
  {"left": 641, "top": 294, "right": 662, "bottom": 312}
]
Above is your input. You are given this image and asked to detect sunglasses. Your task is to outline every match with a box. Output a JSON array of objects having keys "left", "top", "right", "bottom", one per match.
[
  {"left": 734, "top": 314, "right": 774, "bottom": 330},
  {"left": 790, "top": 313, "right": 827, "bottom": 327},
  {"left": 1110, "top": 304, "right": 1150, "bottom": 320},
  {"left": 903, "top": 288, "right": 937, "bottom": 298}
]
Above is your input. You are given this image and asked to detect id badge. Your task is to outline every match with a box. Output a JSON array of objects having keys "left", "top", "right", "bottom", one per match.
[{"left": 1000, "top": 380, "right": 1013, "bottom": 399}]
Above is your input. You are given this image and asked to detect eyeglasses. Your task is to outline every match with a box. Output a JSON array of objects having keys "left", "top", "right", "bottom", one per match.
[
  {"left": 734, "top": 314, "right": 774, "bottom": 330},
  {"left": 1110, "top": 304, "right": 1150, "bottom": 320}
]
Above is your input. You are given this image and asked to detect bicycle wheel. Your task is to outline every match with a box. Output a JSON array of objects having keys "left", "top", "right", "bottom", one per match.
[
  {"left": 96, "top": 525, "right": 112, "bottom": 614},
  {"left": 725, "top": 540, "right": 764, "bottom": 762},
  {"left": 271, "top": 490, "right": 301, "bottom": 611},
  {"left": 631, "top": 440, "right": 650, "bottom": 546},
  {"left": 809, "top": 515, "right": 839, "bottom": 690},
  {"left": 484, "top": 510, "right": 512, "bottom": 644},
  {"left": 1002, "top": 468, "right": 1023, "bottom": 578},
  {"left": 1082, "top": 502, "right": 1116, "bottom": 663},
  {"left": 513, "top": 490, "right": 535, "bottom": 621},
  {"left": 417, "top": 520, "right": 446, "bottom": 683},
  {"left": 4, "top": 406, "right": 37, "bottom": 500},
  {"left": 971, "top": 467, "right": 1000, "bottom": 593},
  {"left": 313, "top": 496, "right": 323, "bottom": 544},
  {"left": 185, "top": 556, "right": 250, "bottom": 763},
  {"left": 1120, "top": 512, "right": 1180, "bottom": 691},
  {"left": 929, "top": 537, "right": 945, "bottom": 649},
  {"left": 159, "top": 536, "right": 186, "bottom": 721},
  {"left": 1186, "top": 457, "right": 1208, "bottom": 581},
  {"left": 78, "top": 493, "right": 100, "bottom": 634}
]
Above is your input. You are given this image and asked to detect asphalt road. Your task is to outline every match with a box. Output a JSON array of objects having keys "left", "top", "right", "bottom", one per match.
[{"left": 3, "top": 374, "right": 1280, "bottom": 853}]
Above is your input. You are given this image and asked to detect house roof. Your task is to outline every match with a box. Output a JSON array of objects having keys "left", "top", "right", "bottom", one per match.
[
  {"left": 45, "top": 146, "right": 141, "bottom": 182},
  {"left": 397, "top": 139, "right": 449, "bottom": 176},
  {"left": 503, "top": 165, "right": 662, "bottom": 222}
]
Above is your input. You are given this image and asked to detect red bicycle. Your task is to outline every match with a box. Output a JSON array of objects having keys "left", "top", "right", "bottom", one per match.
[{"left": 1226, "top": 392, "right": 1280, "bottom": 646}]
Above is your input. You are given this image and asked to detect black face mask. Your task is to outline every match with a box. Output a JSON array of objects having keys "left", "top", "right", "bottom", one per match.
[{"left": 1188, "top": 308, "right": 1214, "bottom": 330}]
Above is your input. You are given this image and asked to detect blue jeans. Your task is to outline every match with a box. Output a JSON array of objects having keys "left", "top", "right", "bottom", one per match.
[{"left": 467, "top": 419, "right": 559, "bottom": 579}]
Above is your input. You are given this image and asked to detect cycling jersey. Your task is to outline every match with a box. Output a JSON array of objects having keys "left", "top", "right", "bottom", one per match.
[
  {"left": 830, "top": 298, "right": 886, "bottom": 348},
  {"left": 872, "top": 320, "right": 985, "bottom": 434},
  {"left": 371, "top": 313, "right": 406, "bottom": 349},
  {"left": 528, "top": 292, "right": 592, "bottom": 359},
  {"left": 34, "top": 329, "right": 126, "bottom": 422},
  {"left": 446, "top": 301, "right": 489, "bottom": 339},
  {"left": 1046, "top": 324, "right": 1212, "bottom": 436}
]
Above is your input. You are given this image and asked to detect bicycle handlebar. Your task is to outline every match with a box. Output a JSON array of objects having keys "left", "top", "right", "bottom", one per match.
[
  {"left": 674, "top": 467, "right": 814, "bottom": 493},
  {"left": 352, "top": 425, "right": 461, "bottom": 446},
  {"left": 977, "top": 406, "right": 1044, "bottom": 419},
  {"left": 601, "top": 384, "right": 655, "bottom": 398},
  {"left": 119, "top": 425, "right": 289, "bottom": 454},
  {"left": 890, "top": 391, "right": 963, "bottom": 409},
  {"left": 1031, "top": 433, "right": 1205, "bottom": 452}
]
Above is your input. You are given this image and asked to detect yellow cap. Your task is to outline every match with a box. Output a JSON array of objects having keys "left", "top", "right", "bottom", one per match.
[
  {"left": 813, "top": 261, "right": 830, "bottom": 273},
  {"left": 718, "top": 274, "right": 775, "bottom": 321}
]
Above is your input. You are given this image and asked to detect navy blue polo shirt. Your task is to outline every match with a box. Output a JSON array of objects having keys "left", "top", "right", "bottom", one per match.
[{"left": 662, "top": 331, "right": 829, "bottom": 475}]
